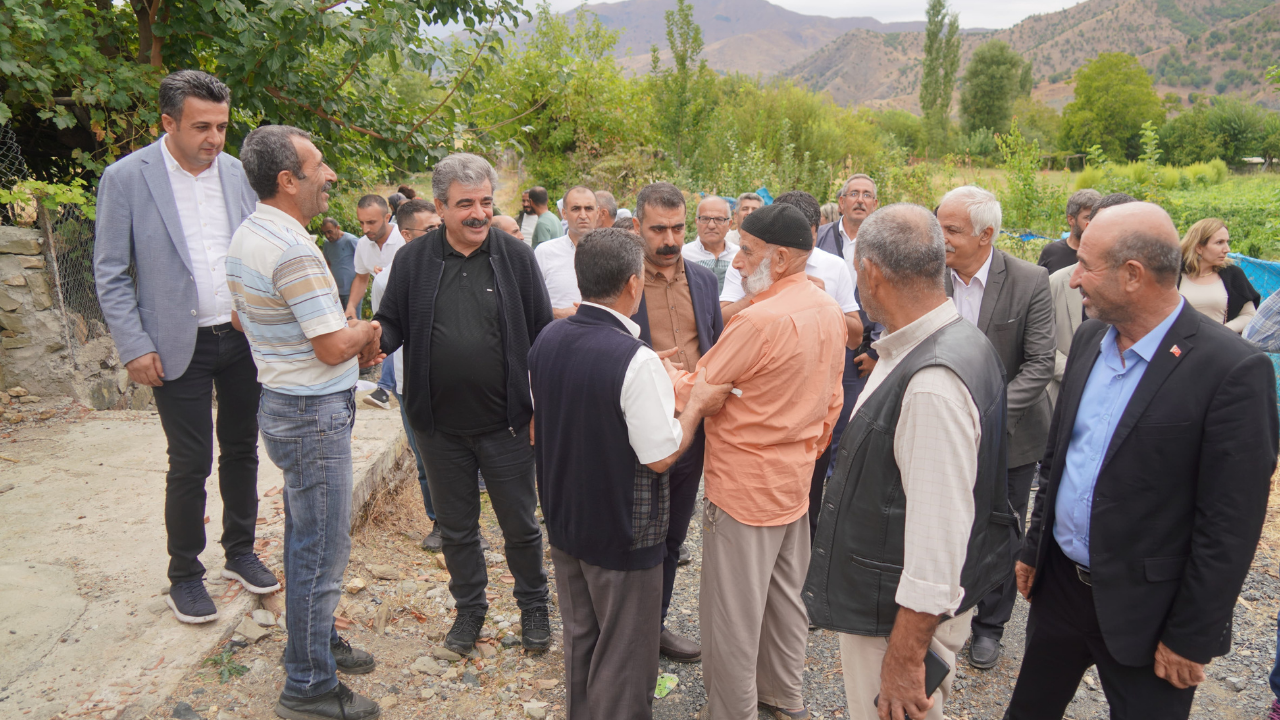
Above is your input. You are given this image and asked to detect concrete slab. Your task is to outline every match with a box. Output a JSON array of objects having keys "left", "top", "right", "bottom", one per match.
[{"left": 0, "top": 396, "right": 407, "bottom": 719}]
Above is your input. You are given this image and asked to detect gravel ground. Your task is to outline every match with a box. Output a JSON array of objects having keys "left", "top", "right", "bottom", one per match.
[{"left": 160, "top": 474, "right": 1280, "bottom": 720}]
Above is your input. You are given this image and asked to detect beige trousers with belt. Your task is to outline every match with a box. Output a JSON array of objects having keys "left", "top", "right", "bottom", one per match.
[
  {"left": 700, "top": 501, "right": 810, "bottom": 719},
  {"left": 838, "top": 609, "right": 974, "bottom": 720}
]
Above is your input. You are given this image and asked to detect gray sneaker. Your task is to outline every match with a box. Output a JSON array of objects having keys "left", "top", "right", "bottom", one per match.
[
  {"left": 165, "top": 579, "right": 218, "bottom": 624},
  {"left": 276, "top": 681, "right": 379, "bottom": 720}
]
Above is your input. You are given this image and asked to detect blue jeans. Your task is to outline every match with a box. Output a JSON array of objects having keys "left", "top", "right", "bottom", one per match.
[
  {"left": 395, "top": 391, "right": 434, "bottom": 521},
  {"left": 258, "top": 387, "right": 356, "bottom": 698},
  {"left": 376, "top": 352, "right": 396, "bottom": 392},
  {"left": 1271, "top": 608, "right": 1280, "bottom": 699}
]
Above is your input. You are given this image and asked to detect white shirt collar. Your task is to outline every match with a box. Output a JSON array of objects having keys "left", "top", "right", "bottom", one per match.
[
  {"left": 838, "top": 219, "right": 855, "bottom": 245},
  {"left": 160, "top": 134, "right": 218, "bottom": 179},
  {"left": 693, "top": 236, "right": 737, "bottom": 259},
  {"left": 580, "top": 301, "right": 641, "bottom": 337},
  {"left": 253, "top": 202, "right": 311, "bottom": 238},
  {"left": 952, "top": 246, "right": 994, "bottom": 289}
]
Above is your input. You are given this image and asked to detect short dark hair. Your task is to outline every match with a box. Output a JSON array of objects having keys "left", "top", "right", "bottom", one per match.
[
  {"left": 358, "top": 194, "right": 390, "bottom": 212},
  {"left": 575, "top": 228, "right": 644, "bottom": 304},
  {"left": 241, "top": 125, "right": 311, "bottom": 200},
  {"left": 1086, "top": 192, "right": 1137, "bottom": 221},
  {"left": 159, "top": 70, "right": 230, "bottom": 122},
  {"left": 528, "top": 186, "right": 549, "bottom": 206},
  {"left": 1066, "top": 188, "right": 1102, "bottom": 219},
  {"left": 635, "top": 182, "right": 684, "bottom": 222},
  {"left": 773, "top": 191, "right": 822, "bottom": 230},
  {"left": 397, "top": 184, "right": 418, "bottom": 200},
  {"left": 396, "top": 198, "right": 437, "bottom": 228}
]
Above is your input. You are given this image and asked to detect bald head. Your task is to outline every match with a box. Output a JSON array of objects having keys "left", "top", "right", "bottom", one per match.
[
  {"left": 493, "top": 215, "right": 523, "bottom": 241},
  {"left": 1084, "top": 202, "right": 1182, "bottom": 286},
  {"left": 698, "top": 196, "right": 730, "bottom": 216}
]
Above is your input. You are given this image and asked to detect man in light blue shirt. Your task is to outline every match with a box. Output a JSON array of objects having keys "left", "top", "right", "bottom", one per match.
[{"left": 1052, "top": 297, "right": 1184, "bottom": 566}]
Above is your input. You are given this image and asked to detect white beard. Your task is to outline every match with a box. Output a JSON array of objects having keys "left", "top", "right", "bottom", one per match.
[{"left": 743, "top": 256, "right": 774, "bottom": 296}]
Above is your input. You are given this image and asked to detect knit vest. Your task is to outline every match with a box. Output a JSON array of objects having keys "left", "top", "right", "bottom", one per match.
[
  {"left": 528, "top": 305, "right": 670, "bottom": 571},
  {"left": 803, "top": 317, "right": 1017, "bottom": 636}
]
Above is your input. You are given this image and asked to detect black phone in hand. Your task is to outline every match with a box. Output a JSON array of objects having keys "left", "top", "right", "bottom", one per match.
[{"left": 872, "top": 648, "right": 952, "bottom": 710}]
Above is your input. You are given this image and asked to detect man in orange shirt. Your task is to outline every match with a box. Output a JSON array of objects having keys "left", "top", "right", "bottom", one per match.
[{"left": 668, "top": 203, "right": 847, "bottom": 720}]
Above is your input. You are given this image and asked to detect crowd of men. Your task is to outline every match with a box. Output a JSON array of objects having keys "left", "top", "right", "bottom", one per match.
[{"left": 93, "top": 69, "right": 1279, "bottom": 720}]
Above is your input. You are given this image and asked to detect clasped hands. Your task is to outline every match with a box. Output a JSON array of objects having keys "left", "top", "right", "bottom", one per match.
[
  {"left": 354, "top": 318, "right": 385, "bottom": 368},
  {"left": 656, "top": 347, "right": 733, "bottom": 416}
]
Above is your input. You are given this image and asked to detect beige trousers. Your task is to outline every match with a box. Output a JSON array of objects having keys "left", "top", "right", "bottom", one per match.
[
  {"left": 700, "top": 502, "right": 810, "bottom": 720},
  {"left": 838, "top": 609, "right": 974, "bottom": 720}
]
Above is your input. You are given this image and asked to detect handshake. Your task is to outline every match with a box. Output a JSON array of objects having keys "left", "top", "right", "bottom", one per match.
[{"left": 352, "top": 319, "right": 385, "bottom": 368}]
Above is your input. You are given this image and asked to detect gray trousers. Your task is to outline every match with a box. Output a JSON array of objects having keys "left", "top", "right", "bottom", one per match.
[{"left": 551, "top": 546, "right": 662, "bottom": 720}]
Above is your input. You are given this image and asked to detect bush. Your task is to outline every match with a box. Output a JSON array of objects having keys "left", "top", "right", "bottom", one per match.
[{"left": 1165, "top": 176, "right": 1280, "bottom": 259}]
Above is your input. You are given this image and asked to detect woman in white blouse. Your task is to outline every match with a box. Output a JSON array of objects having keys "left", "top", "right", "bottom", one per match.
[{"left": 1177, "top": 218, "right": 1260, "bottom": 334}]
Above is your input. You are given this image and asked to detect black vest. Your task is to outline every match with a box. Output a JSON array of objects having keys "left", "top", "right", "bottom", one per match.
[
  {"left": 803, "top": 316, "right": 1016, "bottom": 636},
  {"left": 528, "top": 305, "right": 670, "bottom": 572}
]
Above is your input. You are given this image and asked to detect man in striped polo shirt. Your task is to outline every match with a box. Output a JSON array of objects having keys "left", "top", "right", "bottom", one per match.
[{"left": 227, "top": 125, "right": 384, "bottom": 720}]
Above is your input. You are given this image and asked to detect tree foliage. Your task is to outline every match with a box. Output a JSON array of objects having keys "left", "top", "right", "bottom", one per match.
[
  {"left": 648, "top": 0, "right": 714, "bottom": 167},
  {"left": 1, "top": 0, "right": 526, "bottom": 181},
  {"left": 960, "top": 40, "right": 1031, "bottom": 136},
  {"left": 1060, "top": 53, "right": 1165, "bottom": 160},
  {"left": 919, "top": 0, "right": 961, "bottom": 156}
]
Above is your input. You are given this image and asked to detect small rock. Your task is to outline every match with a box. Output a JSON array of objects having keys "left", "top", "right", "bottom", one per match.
[
  {"left": 252, "top": 609, "right": 276, "bottom": 627},
  {"left": 217, "top": 711, "right": 237, "bottom": 720},
  {"left": 478, "top": 643, "right": 497, "bottom": 658},
  {"left": 379, "top": 695, "right": 397, "bottom": 710},
  {"left": 19, "top": 395, "right": 39, "bottom": 404},
  {"left": 442, "top": 667, "right": 459, "bottom": 680},
  {"left": 172, "top": 702, "right": 204, "bottom": 720},
  {"left": 373, "top": 605, "right": 391, "bottom": 634},
  {"left": 345, "top": 578, "right": 366, "bottom": 594},
  {"left": 536, "top": 679, "right": 559, "bottom": 690},
  {"left": 234, "top": 616, "right": 271, "bottom": 642},
  {"left": 1227, "top": 676, "right": 1248, "bottom": 692},
  {"left": 445, "top": 596, "right": 457, "bottom": 610},
  {"left": 433, "top": 647, "right": 463, "bottom": 662},
  {"left": 399, "top": 580, "right": 418, "bottom": 595},
  {"left": 498, "top": 621, "right": 511, "bottom": 630},
  {"left": 480, "top": 627, "right": 495, "bottom": 639},
  {"left": 498, "top": 691, "right": 512, "bottom": 702},
  {"left": 411, "top": 656, "right": 446, "bottom": 675},
  {"left": 433, "top": 554, "right": 448, "bottom": 570},
  {"left": 250, "top": 659, "right": 268, "bottom": 676},
  {"left": 7, "top": 386, "right": 27, "bottom": 397},
  {"left": 369, "top": 564, "right": 399, "bottom": 580},
  {"left": 0, "top": 392, "right": 9, "bottom": 405},
  {"left": 148, "top": 598, "right": 169, "bottom": 615},
  {"left": 501, "top": 634, "right": 521, "bottom": 648},
  {"left": 419, "top": 688, "right": 436, "bottom": 700},
  {"left": 6, "top": 413, "right": 23, "bottom": 424},
  {"left": 462, "top": 669, "right": 480, "bottom": 687},
  {"left": 426, "top": 587, "right": 445, "bottom": 600},
  {"left": 38, "top": 410, "right": 55, "bottom": 420},
  {"left": 259, "top": 591, "right": 286, "bottom": 614},
  {"left": 525, "top": 706, "right": 547, "bottom": 719}
]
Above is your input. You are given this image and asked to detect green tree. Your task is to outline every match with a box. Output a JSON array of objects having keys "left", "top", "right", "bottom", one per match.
[
  {"left": 1159, "top": 102, "right": 1223, "bottom": 165},
  {"left": 960, "top": 40, "right": 1029, "bottom": 136},
  {"left": 919, "top": 0, "right": 961, "bottom": 156},
  {"left": 1060, "top": 53, "right": 1165, "bottom": 160},
  {"left": 1, "top": 0, "right": 524, "bottom": 181},
  {"left": 1205, "top": 98, "right": 1266, "bottom": 163},
  {"left": 649, "top": 0, "right": 713, "bottom": 167}
]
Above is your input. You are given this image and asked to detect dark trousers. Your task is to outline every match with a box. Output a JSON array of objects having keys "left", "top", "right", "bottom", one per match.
[
  {"left": 413, "top": 423, "right": 547, "bottom": 613},
  {"left": 973, "top": 461, "right": 1038, "bottom": 640},
  {"left": 662, "top": 425, "right": 705, "bottom": 621},
  {"left": 553, "top": 546, "right": 661, "bottom": 720},
  {"left": 1004, "top": 540, "right": 1196, "bottom": 719},
  {"left": 151, "top": 328, "right": 261, "bottom": 584}
]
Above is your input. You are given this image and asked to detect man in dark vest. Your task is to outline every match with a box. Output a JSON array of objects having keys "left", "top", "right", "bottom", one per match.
[
  {"left": 529, "top": 227, "right": 732, "bottom": 720},
  {"left": 805, "top": 203, "right": 1014, "bottom": 720},
  {"left": 629, "top": 182, "right": 725, "bottom": 662}
]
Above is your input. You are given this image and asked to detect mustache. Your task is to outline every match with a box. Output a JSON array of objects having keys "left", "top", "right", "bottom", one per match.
[
  {"left": 944, "top": 243, "right": 956, "bottom": 253},
  {"left": 461, "top": 217, "right": 490, "bottom": 229},
  {"left": 656, "top": 244, "right": 680, "bottom": 256},
  {"left": 320, "top": 181, "right": 332, "bottom": 194}
]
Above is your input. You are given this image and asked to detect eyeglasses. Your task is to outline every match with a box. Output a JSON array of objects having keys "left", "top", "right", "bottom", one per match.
[
  {"left": 841, "top": 191, "right": 877, "bottom": 200},
  {"left": 646, "top": 224, "right": 686, "bottom": 234},
  {"left": 697, "top": 216, "right": 730, "bottom": 225},
  {"left": 401, "top": 227, "right": 432, "bottom": 237}
]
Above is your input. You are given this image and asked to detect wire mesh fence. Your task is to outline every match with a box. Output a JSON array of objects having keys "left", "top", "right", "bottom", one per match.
[{"left": 0, "top": 124, "right": 30, "bottom": 225}]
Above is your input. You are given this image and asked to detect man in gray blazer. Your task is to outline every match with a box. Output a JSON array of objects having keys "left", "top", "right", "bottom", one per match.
[
  {"left": 938, "top": 185, "right": 1055, "bottom": 669},
  {"left": 94, "top": 70, "right": 279, "bottom": 625}
]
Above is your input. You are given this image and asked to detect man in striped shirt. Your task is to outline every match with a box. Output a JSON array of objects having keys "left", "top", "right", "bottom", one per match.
[{"left": 227, "top": 125, "right": 384, "bottom": 720}]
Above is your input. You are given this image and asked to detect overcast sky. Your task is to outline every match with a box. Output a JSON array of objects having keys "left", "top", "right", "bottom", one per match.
[{"left": 535, "top": 0, "right": 1086, "bottom": 29}]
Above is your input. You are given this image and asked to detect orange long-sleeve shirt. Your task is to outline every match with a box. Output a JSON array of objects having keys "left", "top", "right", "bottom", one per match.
[{"left": 673, "top": 271, "right": 846, "bottom": 527}]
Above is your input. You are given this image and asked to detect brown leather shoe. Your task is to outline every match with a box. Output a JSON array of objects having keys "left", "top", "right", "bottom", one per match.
[{"left": 660, "top": 627, "right": 701, "bottom": 662}]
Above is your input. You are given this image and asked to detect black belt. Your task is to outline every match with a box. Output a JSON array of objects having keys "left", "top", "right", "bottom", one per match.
[
  {"left": 1075, "top": 564, "right": 1092, "bottom": 587},
  {"left": 198, "top": 322, "right": 236, "bottom": 335}
]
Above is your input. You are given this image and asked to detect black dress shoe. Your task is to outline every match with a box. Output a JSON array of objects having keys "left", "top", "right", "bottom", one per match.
[
  {"left": 445, "top": 609, "right": 486, "bottom": 655},
  {"left": 659, "top": 627, "right": 701, "bottom": 662},
  {"left": 332, "top": 635, "right": 375, "bottom": 675},
  {"left": 420, "top": 522, "right": 442, "bottom": 551},
  {"left": 969, "top": 635, "right": 1001, "bottom": 669},
  {"left": 521, "top": 605, "right": 552, "bottom": 652},
  {"left": 275, "top": 681, "right": 380, "bottom": 720}
]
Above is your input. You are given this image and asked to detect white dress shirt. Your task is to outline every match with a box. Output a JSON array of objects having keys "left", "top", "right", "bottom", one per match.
[
  {"left": 580, "top": 302, "right": 683, "bottom": 463},
  {"left": 519, "top": 213, "right": 540, "bottom": 242},
  {"left": 838, "top": 220, "right": 858, "bottom": 289},
  {"left": 160, "top": 135, "right": 234, "bottom": 326},
  {"left": 534, "top": 235, "right": 581, "bottom": 309},
  {"left": 682, "top": 237, "right": 739, "bottom": 264},
  {"left": 720, "top": 246, "right": 860, "bottom": 313},
  {"left": 353, "top": 231, "right": 405, "bottom": 279},
  {"left": 851, "top": 301, "right": 981, "bottom": 616},
  {"left": 950, "top": 247, "right": 994, "bottom": 326}
]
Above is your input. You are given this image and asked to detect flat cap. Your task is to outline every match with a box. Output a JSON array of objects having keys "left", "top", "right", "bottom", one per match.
[{"left": 740, "top": 203, "right": 814, "bottom": 251}]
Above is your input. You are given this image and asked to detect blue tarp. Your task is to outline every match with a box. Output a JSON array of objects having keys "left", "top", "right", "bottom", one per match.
[{"left": 1228, "top": 253, "right": 1280, "bottom": 418}]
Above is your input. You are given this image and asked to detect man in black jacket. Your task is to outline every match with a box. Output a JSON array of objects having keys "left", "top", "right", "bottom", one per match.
[
  {"left": 1005, "top": 202, "right": 1278, "bottom": 719},
  {"left": 375, "top": 153, "right": 554, "bottom": 657}
]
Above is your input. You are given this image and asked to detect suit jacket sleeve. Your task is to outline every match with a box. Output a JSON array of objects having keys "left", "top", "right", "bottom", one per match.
[
  {"left": 1160, "top": 351, "right": 1277, "bottom": 663},
  {"left": 374, "top": 254, "right": 405, "bottom": 356},
  {"left": 1020, "top": 368, "right": 1065, "bottom": 568},
  {"left": 93, "top": 164, "right": 156, "bottom": 366},
  {"left": 1007, "top": 267, "right": 1055, "bottom": 428}
]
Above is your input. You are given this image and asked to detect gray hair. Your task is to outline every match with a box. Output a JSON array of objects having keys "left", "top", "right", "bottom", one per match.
[
  {"left": 1086, "top": 192, "right": 1137, "bottom": 221},
  {"left": 159, "top": 70, "right": 230, "bottom": 121},
  {"left": 941, "top": 185, "right": 1002, "bottom": 239},
  {"left": 1066, "top": 188, "right": 1102, "bottom": 220},
  {"left": 636, "top": 182, "right": 685, "bottom": 222},
  {"left": 698, "top": 195, "right": 732, "bottom": 215},
  {"left": 736, "top": 192, "right": 763, "bottom": 205},
  {"left": 855, "top": 203, "right": 947, "bottom": 291},
  {"left": 241, "top": 125, "right": 311, "bottom": 201},
  {"left": 575, "top": 228, "right": 644, "bottom": 304},
  {"left": 431, "top": 153, "right": 499, "bottom": 206},
  {"left": 839, "top": 173, "right": 878, "bottom": 197},
  {"left": 321, "top": 217, "right": 339, "bottom": 229},
  {"left": 1105, "top": 226, "right": 1183, "bottom": 286},
  {"left": 595, "top": 190, "right": 618, "bottom": 221}
]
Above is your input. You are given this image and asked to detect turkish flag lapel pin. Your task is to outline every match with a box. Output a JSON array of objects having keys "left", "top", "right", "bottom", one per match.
[{"left": 1170, "top": 345, "right": 1182, "bottom": 358}]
